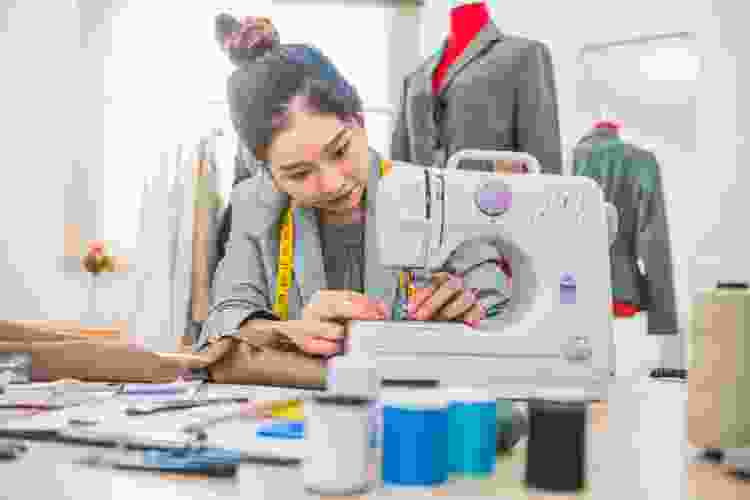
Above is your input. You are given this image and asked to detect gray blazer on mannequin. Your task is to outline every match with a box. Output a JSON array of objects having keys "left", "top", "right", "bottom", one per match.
[{"left": 391, "top": 21, "right": 562, "bottom": 174}]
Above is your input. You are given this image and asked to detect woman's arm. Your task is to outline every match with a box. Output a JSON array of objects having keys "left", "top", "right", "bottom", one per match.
[
  {"left": 194, "top": 232, "right": 331, "bottom": 388},
  {"left": 194, "top": 228, "right": 277, "bottom": 352}
]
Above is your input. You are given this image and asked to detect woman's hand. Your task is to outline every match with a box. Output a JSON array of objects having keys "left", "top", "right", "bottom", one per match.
[
  {"left": 280, "top": 290, "right": 388, "bottom": 356},
  {"left": 407, "top": 272, "right": 485, "bottom": 327}
]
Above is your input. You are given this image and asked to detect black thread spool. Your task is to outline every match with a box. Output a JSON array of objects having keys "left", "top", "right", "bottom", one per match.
[{"left": 524, "top": 399, "right": 586, "bottom": 493}]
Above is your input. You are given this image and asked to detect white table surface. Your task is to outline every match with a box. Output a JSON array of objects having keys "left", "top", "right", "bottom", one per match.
[{"left": 0, "top": 378, "right": 745, "bottom": 500}]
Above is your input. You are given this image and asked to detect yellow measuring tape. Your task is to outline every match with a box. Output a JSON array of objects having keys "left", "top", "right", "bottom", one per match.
[{"left": 273, "top": 159, "right": 414, "bottom": 320}]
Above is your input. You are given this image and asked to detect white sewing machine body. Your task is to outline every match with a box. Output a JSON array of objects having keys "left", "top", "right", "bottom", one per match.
[{"left": 346, "top": 151, "right": 616, "bottom": 401}]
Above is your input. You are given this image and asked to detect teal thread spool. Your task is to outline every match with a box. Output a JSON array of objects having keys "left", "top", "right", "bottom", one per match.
[
  {"left": 446, "top": 388, "right": 498, "bottom": 477},
  {"left": 495, "top": 399, "right": 517, "bottom": 452}
]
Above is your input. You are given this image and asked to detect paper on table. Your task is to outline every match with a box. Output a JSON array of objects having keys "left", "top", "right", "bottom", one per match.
[{"left": 0, "top": 407, "right": 73, "bottom": 432}]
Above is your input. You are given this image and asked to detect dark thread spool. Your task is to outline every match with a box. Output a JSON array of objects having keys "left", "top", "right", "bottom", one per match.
[{"left": 524, "top": 399, "right": 586, "bottom": 493}]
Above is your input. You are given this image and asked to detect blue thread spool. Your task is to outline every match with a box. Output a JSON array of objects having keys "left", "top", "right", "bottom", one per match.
[
  {"left": 381, "top": 390, "right": 449, "bottom": 487},
  {"left": 446, "top": 388, "right": 497, "bottom": 477}
]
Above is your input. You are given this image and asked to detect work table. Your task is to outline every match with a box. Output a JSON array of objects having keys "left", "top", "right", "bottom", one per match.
[{"left": 0, "top": 378, "right": 747, "bottom": 499}]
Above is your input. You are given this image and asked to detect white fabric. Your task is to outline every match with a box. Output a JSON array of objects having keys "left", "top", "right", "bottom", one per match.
[
  {"left": 136, "top": 151, "right": 175, "bottom": 352},
  {"left": 130, "top": 133, "right": 227, "bottom": 353},
  {"left": 172, "top": 146, "right": 194, "bottom": 350}
]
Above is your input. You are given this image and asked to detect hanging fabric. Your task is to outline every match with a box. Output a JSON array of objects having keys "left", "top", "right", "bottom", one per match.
[{"left": 129, "top": 130, "right": 226, "bottom": 354}]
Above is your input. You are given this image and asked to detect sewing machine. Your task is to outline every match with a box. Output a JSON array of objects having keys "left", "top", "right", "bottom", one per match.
[{"left": 346, "top": 150, "right": 617, "bottom": 401}]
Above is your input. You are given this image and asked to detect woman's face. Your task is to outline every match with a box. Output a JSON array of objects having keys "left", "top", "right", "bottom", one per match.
[{"left": 265, "top": 110, "right": 370, "bottom": 215}]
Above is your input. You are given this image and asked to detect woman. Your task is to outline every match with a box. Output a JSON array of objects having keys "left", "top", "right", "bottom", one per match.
[{"left": 197, "top": 15, "right": 509, "bottom": 388}]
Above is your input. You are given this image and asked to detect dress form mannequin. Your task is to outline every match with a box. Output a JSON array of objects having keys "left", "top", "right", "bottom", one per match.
[
  {"left": 437, "top": 1, "right": 525, "bottom": 177},
  {"left": 433, "top": 1, "right": 490, "bottom": 93},
  {"left": 590, "top": 120, "right": 639, "bottom": 318},
  {"left": 391, "top": 0, "right": 562, "bottom": 174},
  {"left": 593, "top": 119, "right": 622, "bottom": 132}
]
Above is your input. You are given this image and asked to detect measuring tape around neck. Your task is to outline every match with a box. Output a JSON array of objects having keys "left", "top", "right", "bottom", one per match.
[{"left": 273, "top": 159, "right": 413, "bottom": 320}]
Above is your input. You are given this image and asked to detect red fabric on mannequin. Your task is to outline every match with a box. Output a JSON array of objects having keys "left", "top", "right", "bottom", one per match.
[
  {"left": 593, "top": 120, "right": 622, "bottom": 131},
  {"left": 612, "top": 301, "right": 640, "bottom": 317},
  {"left": 432, "top": 2, "right": 490, "bottom": 93}
]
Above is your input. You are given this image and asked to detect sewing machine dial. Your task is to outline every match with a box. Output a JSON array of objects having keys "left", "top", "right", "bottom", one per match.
[{"left": 475, "top": 180, "right": 512, "bottom": 217}]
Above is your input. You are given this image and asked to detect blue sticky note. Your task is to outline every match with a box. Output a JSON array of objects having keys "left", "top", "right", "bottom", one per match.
[{"left": 256, "top": 421, "right": 305, "bottom": 440}]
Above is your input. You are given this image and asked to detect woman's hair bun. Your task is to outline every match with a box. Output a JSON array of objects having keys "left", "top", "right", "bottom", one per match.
[{"left": 215, "top": 13, "right": 280, "bottom": 67}]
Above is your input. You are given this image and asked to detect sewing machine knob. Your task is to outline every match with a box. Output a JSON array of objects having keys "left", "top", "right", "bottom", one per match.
[
  {"left": 475, "top": 180, "right": 512, "bottom": 217},
  {"left": 562, "top": 336, "right": 592, "bottom": 362}
]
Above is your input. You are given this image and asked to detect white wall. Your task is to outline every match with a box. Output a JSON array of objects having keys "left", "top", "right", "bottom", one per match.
[
  {"left": 0, "top": 1, "right": 93, "bottom": 321},
  {"left": 271, "top": 0, "right": 422, "bottom": 156}
]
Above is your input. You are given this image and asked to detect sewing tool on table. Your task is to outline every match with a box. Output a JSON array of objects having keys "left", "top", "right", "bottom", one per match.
[
  {"left": 345, "top": 149, "right": 617, "bottom": 399},
  {"left": 256, "top": 421, "right": 304, "bottom": 439},
  {"left": 0, "top": 439, "right": 27, "bottom": 460},
  {"left": 0, "top": 371, "right": 13, "bottom": 393},
  {"left": 650, "top": 367, "right": 687, "bottom": 385},
  {"left": 62, "top": 416, "right": 298, "bottom": 465},
  {"left": 60, "top": 426, "right": 201, "bottom": 450},
  {"left": 0, "top": 353, "right": 32, "bottom": 386},
  {"left": 0, "top": 402, "right": 65, "bottom": 410},
  {"left": 0, "top": 380, "right": 122, "bottom": 412},
  {"left": 76, "top": 447, "right": 241, "bottom": 478},
  {"left": 120, "top": 380, "right": 204, "bottom": 396},
  {"left": 124, "top": 397, "right": 250, "bottom": 416},
  {"left": 3, "top": 380, "right": 122, "bottom": 394},
  {"left": 268, "top": 399, "right": 304, "bottom": 420},
  {"left": 181, "top": 399, "right": 303, "bottom": 434}
]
